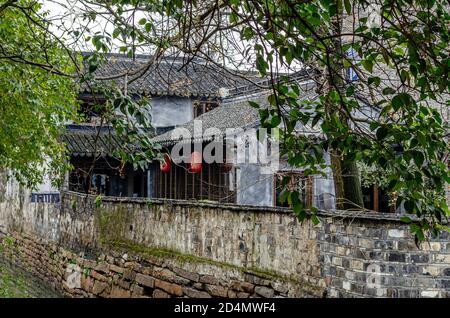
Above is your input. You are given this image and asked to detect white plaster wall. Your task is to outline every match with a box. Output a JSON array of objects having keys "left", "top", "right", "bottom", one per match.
[{"left": 150, "top": 96, "right": 193, "bottom": 127}]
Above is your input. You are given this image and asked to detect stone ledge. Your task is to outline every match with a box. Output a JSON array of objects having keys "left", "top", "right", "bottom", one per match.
[{"left": 62, "top": 190, "right": 419, "bottom": 223}]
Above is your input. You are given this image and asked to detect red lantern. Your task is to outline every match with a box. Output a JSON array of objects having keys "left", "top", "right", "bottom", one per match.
[
  {"left": 220, "top": 163, "right": 233, "bottom": 173},
  {"left": 220, "top": 154, "right": 233, "bottom": 173},
  {"left": 160, "top": 153, "right": 171, "bottom": 173},
  {"left": 188, "top": 151, "right": 202, "bottom": 173}
]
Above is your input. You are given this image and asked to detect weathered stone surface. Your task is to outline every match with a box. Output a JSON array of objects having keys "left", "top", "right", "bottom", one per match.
[
  {"left": 2, "top": 187, "right": 450, "bottom": 299},
  {"left": 81, "top": 275, "right": 93, "bottom": 293},
  {"left": 92, "top": 281, "right": 109, "bottom": 296},
  {"left": 244, "top": 274, "right": 270, "bottom": 286},
  {"left": 152, "top": 267, "right": 175, "bottom": 281},
  {"left": 91, "top": 270, "right": 109, "bottom": 282},
  {"left": 135, "top": 273, "right": 155, "bottom": 288},
  {"left": 110, "top": 264, "right": 124, "bottom": 274},
  {"left": 182, "top": 287, "right": 212, "bottom": 298},
  {"left": 199, "top": 275, "right": 219, "bottom": 285},
  {"left": 205, "top": 284, "right": 228, "bottom": 297},
  {"left": 110, "top": 286, "right": 131, "bottom": 298},
  {"left": 83, "top": 259, "right": 96, "bottom": 269},
  {"left": 227, "top": 290, "right": 237, "bottom": 298},
  {"left": 123, "top": 269, "right": 136, "bottom": 281},
  {"left": 153, "top": 289, "right": 170, "bottom": 298},
  {"left": 154, "top": 279, "right": 183, "bottom": 296},
  {"left": 130, "top": 284, "right": 144, "bottom": 296},
  {"left": 173, "top": 267, "right": 200, "bottom": 282},
  {"left": 231, "top": 280, "right": 254, "bottom": 293},
  {"left": 254, "top": 286, "right": 274, "bottom": 298},
  {"left": 118, "top": 279, "right": 131, "bottom": 290}
]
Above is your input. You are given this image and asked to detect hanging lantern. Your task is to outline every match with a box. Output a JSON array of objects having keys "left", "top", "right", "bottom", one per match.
[
  {"left": 220, "top": 155, "right": 233, "bottom": 173},
  {"left": 160, "top": 153, "right": 171, "bottom": 173},
  {"left": 188, "top": 151, "right": 202, "bottom": 173},
  {"left": 220, "top": 151, "right": 233, "bottom": 173},
  {"left": 220, "top": 162, "right": 233, "bottom": 173}
]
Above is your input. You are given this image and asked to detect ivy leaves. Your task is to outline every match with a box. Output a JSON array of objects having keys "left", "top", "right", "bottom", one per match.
[{"left": 229, "top": 0, "right": 449, "bottom": 239}]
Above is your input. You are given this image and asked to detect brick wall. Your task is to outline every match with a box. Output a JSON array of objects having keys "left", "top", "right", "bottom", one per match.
[{"left": 317, "top": 213, "right": 450, "bottom": 297}]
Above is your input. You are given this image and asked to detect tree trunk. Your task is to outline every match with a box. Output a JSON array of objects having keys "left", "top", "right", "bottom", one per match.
[{"left": 327, "top": 1, "right": 364, "bottom": 210}]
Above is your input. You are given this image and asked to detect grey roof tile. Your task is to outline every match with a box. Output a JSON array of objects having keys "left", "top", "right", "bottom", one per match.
[{"left": 80, "top": 52, "right": 260, "bottom": 98}]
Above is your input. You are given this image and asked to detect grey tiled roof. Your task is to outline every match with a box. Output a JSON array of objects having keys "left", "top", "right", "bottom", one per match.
[
  {"left": 62, "top": 125, "right": 137, "bottom": 157},
  {"left": 151, "top": 95, "right": 265, "bottom": 145},
  {"left": 152, "top": 87, "right": 320, "bottom": 145},
  {"left": 81, "top": 52, "right": 260, "bottom": 98}
]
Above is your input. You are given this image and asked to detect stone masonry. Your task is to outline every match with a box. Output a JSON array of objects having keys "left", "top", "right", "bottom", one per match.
[{"left": 0, "top": 180, "right": 449, "bottom": 298}]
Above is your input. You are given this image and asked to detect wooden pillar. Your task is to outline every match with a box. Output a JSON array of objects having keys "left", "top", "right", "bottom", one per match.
[
  {"left": 192, "top": 171, "right": 195, "bottom": 199},
  {"left": 373, "top": 185, "right": 379, "bottom": 212},
  {"left": 185, "top": 167, "right": 188, "bottom": 199},
  {"left": 208, "top": 164, "right": 211, "bottom": 201}
]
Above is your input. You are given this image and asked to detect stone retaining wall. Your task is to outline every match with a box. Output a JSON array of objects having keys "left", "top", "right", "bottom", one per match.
[
  {"left": 0, "top": 181, "right": 449, "bottom": 298},
  {"left": 0, "top": 230, "right": 310, "bottom": 298}
]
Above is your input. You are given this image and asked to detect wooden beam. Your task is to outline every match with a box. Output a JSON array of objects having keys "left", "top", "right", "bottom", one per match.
[{"left": 373, "top": 185, "right": 379, "bottom": 212}]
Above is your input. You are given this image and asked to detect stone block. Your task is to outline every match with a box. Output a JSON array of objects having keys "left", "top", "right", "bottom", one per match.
[
  {"left": 154, "top": 279, "right": 183, "bottom": 296},
  {"left": 172, "top": 267, "right": 200, "bottom": 282},
  {"left": 81, "top": 275, "right": 93, "bottom": 293},
  {"left": 131, "top": 284, "right": 144, "bottom": 296},
  {"left": 254, "top": 286, "right": 274, "bottom": 298},
  {"left": 230, "top": 281, "right": 254, "bottom": 293},
  {"left": 135, "top": 273, "right": 155, "bottom": 288},
  {"left": 227, "top": 290, "right": 237, "bottom": 298},
  {"left": 123, "top": 269, "right": 136, "bottom": 281},
  {"left": 118, "top": 279, "right": 131, "bottom": 290},
  {"left": 83, "top": 259, "right": 97, "bottom": 269},
  {"left": 434, "top": 254, "right": 450, "bottom": 263},
  {"left": 388, "top": 229, "right": 405, "bottom": 238},
  {"left": 205, "top": 284, "right": 228, "bottom": 297},
  {"left": 422, "top": 266, "right": 442, "bottom": 277},
  {"left": 388, "top": 252, "right": 406, "bottom": 262},
  {"left": 92, "top": 280, "right": 109, "bottom": 296},
  {"left": 110, "top": 264, "right": 124, "bottom": 274},
  {"left": 183, "top": 287, "right": 212, "bottom": 298},
  {"left": 110, "top": 286, "right": 131, "bottom": 298},
  {"left": 94, "top": 263, "right": 110, "bottom": 274},
  {"left": 421, "top": 290, "right": 439, "bottom": 298},
  {"left": 153, "top": 289, "right": 170, "bottom": 298},
  {"left": 91, "top": 270, "right": 109, "bottom": 282},
  {"left": 271, "top": 281, "right": 288, "bottom": 294},
  {"left": 410, "top": 254, "right": 429, "bottom": 264},
  {"left": 199, "top": 274, "right": 219, "bottom": 285},
  {"left": 420, "top": 242, "right": 441, "bottom": 252}
]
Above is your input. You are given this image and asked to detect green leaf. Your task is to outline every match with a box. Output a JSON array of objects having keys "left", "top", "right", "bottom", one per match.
[
  {"left": 311, "top": 114, "right": 322, "bottom": 127},
  {"left": 368, "top": 76, "right": 381, "bottom": 87},
  {"left": 362, "top": 60, "right": 373, "bottom": 73},
  {"left": 412, "top": 151, "right": 424, "bottom": 167},
  {"left": 248, "top": 101, "right": 260, "bottom": 108},
  {"left": 256, "top": 55, "right": 269, "bottom": 76},
  {"left": 376, "top": 126, "right": 389, "bottom": 140},
  {"left": 382, "top": 87, "right": 396, "bottom": 95},
  {"left": 346, "top": 85, "right": 355, "bottom": 96},
  {"left": 270, "top": 115, "right": 281, "bottom": 127},
  {"left": 392, "top": 93, "right": 412, "bottom": 111},
  {"left": 311, "top": 214, "right": 321, "bottom": 225},
  {"left": 344, "top": 0, "right": 351, "bottom": 14},
  {"left": 400, "top": 216, "right": 412, "bottom": 223}
]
